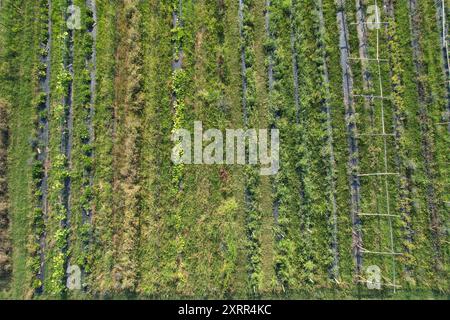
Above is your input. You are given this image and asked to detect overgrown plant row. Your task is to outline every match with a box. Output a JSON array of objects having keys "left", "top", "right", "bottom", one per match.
[{"left": 0, "top": 100, "right": 10, "bottom": 285}]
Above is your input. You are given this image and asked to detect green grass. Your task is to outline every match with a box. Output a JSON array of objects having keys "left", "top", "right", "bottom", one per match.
[{"left": 0, "top": 0, "right": 43, "bottom": 298}]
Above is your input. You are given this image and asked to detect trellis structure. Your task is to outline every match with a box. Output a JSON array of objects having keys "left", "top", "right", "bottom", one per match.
[{"left": 339, "top": 0, "right": 403, "bottom": 292}]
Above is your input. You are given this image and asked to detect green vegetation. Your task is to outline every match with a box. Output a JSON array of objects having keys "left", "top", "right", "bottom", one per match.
[
  {"left": 0, "top": 0, "right": 448, "bottom": 299},
  {"left": 0, "top": 99, "right": 10, "bottom": 290}
]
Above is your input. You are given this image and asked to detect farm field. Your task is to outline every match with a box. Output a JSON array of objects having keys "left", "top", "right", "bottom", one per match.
[{"left": 0, "top": 0, "right": 448, "bottom": 300}]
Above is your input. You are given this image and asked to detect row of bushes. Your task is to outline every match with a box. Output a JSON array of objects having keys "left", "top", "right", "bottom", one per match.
[
  {"left": 44, "top": 0, "right": 74, "bottom": 296},
  {"left": 0, "top": 100, "right": 11, "bottom": 286},
  {"left": 29, "top": 0, "right": 52, "bottom": 293},
  {"left": 68, "top": 0, "right": 97, "bottom": 294},
  {"left": 239, "top": 0, "right": 264, "bottom": 295}
]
